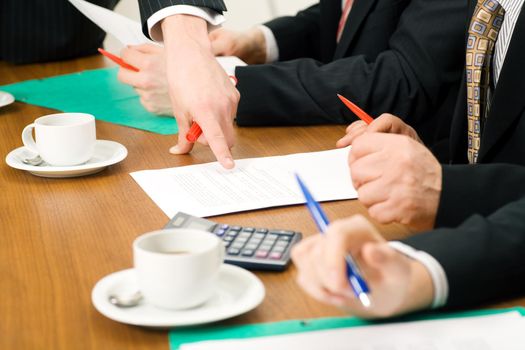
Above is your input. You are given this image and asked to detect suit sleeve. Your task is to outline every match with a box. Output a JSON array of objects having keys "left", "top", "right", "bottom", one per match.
[
  {"left": 434, "top": 164, "right": 525, "bottom": 228},
  {"left": 402, "top": 196, "right": 525, "bottom": 309},
  {"left": 137, "top": 0, "right": 227, "bottom": 38},
  {"left": 235, "top": 0, "right": 466, "bottom": 132},
  {"left": 263, "top": 4, "right": 322, "bottom": 61}
]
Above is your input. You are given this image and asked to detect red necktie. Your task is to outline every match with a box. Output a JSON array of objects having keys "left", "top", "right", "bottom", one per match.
[{"left": 337, "top": 0, "right": 354, "bottom": 42}]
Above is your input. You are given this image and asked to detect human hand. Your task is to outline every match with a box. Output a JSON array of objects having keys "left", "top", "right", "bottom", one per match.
[
  {"left": 349, "top": 133, "right": 441, "bottom": 231},
  {"left": 210, "top": 27, "right": 267, "bottom": 64},
  {"left": 162, "top": 15, "right": 240, "bottom": 169},
  {"left": 117, "top": 44, "right": 173, "bottom": 116},
  {"left": 291, "top": 215, "right": 434, "bottom": 319},
  {"left": 336, "top": 114, "right": 423, "bottom": 148}
]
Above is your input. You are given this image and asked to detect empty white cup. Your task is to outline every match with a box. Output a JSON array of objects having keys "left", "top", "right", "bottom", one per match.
[
  {"left": 133, "top": 229, "right": 224, "bottom": 310},
  {"left": 21, "top": 113, "right": 96, "bottom": 166}
]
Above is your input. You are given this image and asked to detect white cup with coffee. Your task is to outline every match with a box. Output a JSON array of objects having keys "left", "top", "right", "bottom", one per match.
[
  {"left": 21, "top": 112, "right": 96, "bottom": 166},
  {"left": 133, "top": 229, "right": 224, "bottom": 310}
]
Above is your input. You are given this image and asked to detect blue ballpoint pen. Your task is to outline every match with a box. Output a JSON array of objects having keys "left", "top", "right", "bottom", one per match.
[{"left": 295, "top": 174, "right": 371, "bottom": 307}]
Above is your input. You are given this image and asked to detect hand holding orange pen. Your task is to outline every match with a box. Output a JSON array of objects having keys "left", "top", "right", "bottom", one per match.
[
  {"left": 186, "top": 75, "right": 238, "bottom": 143},
  {"left": 99, "top": 47, "right": 237, "bottom": 144},
  {"left": 98, "top": 48, "right": 139, "bottom": 72}
]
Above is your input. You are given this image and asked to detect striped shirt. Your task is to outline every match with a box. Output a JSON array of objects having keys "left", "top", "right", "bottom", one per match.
[{"left": 494, "top": 0, "right": 524, "bottom": 83}]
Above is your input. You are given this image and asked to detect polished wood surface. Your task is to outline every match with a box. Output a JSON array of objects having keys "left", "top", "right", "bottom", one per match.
[{"left": 1, "top": 57, "right": 519, "bottom": 350}]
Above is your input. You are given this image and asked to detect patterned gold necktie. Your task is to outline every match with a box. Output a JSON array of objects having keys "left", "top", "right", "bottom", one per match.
[{"left": 466, "top": 0, "right": 505, "bottom": 163}]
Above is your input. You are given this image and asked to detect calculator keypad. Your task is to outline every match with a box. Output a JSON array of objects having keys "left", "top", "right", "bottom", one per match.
[
  {"left": 166, "top": 212, "right": 302, "bottom": 271},
  {"left": 213, "top": 225, "right": 298, "bottom": 265}
]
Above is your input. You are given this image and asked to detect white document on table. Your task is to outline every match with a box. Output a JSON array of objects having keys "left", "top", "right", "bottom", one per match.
[
  {"left": 130, "top": 147, "right": 356, "bottom": 218},
  {"left": 68, "top": 0, "right": 247, "bottom": 73},
  {"left": 181, "top": 312, "right": 525, "bottom": 350}
]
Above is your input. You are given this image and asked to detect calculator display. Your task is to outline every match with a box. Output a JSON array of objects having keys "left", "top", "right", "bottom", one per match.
[{"left": 186, "top": 220, "right": 215, "bottom": 231}]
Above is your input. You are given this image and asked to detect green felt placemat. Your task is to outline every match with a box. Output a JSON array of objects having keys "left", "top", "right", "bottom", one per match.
[{"left": 0, "top": 67, "right": 178, "bottom": 135}]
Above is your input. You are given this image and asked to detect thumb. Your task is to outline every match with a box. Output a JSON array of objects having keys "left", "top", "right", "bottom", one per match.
[
  {"left": 211, "top": 36, "right": 229, "bottom": 56},
  {"left": 169, "top": 115, "right": 194, "bottom": 155}
]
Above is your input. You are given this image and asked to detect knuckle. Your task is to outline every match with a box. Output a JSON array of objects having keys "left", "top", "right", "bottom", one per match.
[
  {"left": 329, "top": 219, "right": 345, "bottom": 233},
  {"left": 145, "top": 104, "right": 157, "bottom": 113},
  {"left": 291, "top": 245, "right": 303, "bottom": 262},
  {"left": 369, "top": 206, "right": 392, "bottom": 224},
  {"left": 398, "top": 147, "right": 414, "bottom": 167},
  {"left": 233, "top": 89, "right": 240, "bottom": 102},
  {"left": 295, "top": 274, "right": 306, "bottom": 288},
  {"left": 349, "top": 214, "right": 369, "bottom": 227},
  {"left": 144, "top": 60, "right": 156, "bottom": 71},
  {"left": 357, "top": 189, "right": 372, "bottom": 207},
  {"left": 140, "top": 79, "right": 153, "bottom": 90}
]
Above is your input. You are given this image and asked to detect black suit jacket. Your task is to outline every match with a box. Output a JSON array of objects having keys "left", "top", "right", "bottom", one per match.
[
  {"left": 235, "top": 0, "right": 468, "bottom": 146},
  {"left": 137, "top": 0, "right": 227, "bottom": 38},
  {"left": 403, "top": 195, "right": 525, "bottom": 309},
  {"left": 0, "top": 0, "right": 118, "bottom": 64},
  {"left": 433, "top": 1, "right": 525, "bottom": 228}
]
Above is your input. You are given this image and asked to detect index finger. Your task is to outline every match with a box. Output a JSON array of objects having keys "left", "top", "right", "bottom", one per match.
[
  {"left": 200, "top": 117, "right": 235, "bottom": 169},
  {"left": 346, "top": 120, "right": 367, "bottom": 133},
  {"left": 170, "top": 112, "right": 195, "bottom": 155},
  {"left": 336, "top": 122, "right": 367, "bottom": 148},
  {"left": 321, "top": 215, "right": 384, "bottom": 294}
]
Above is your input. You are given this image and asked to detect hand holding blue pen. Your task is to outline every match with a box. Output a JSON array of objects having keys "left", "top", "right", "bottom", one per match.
[{"left": 295, "top": 174, "right": 371, "bottom": 308}]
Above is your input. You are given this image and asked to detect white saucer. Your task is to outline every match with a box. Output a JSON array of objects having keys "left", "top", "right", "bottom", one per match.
[
  {"left": 0, "top": 91, "right": 15, "bottom": 108},
  {"left": 5, "top": 140, "right": 127, "bottom": 178},
  {"left": 91, "top": 265, "right": 265, "bottom": 328}
]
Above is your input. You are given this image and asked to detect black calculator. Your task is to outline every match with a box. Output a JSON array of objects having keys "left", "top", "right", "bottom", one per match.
[{"left": 164, "top": 212, "right": 302, "bottom": 271}]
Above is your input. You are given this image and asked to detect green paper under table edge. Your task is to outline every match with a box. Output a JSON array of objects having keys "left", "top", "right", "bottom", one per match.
[
  {"left": 169, "top": 307, "right": 525, "bottom": 349},
  {"left": 0, "top": 67, "right": 178, "bottom": 135}
]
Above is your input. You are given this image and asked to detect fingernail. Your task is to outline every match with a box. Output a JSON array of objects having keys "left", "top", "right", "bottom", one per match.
[
  {"left": 169, "top": 145, "right": 182, "bottom": 154},
  {"left": 222, "top": 157, "right": 234, "bottom": 169}
]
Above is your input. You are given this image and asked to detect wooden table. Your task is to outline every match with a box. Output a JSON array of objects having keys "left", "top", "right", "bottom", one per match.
[{"left": 0, "top": 57, "right": 520, "bottom": 350}]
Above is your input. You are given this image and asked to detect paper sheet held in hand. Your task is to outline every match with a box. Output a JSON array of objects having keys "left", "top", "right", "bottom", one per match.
[
  {"left": 130, "top": 147, "right": 357, "bottom": 218},
  {"left": 68, "top": 0, "right": 245, "bottom": 75}
]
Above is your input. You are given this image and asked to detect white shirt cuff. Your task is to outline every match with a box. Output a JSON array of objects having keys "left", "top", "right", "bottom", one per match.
[
  {"left": 147, "top": 5, "right": 225, "bottom": 42},
  {"left": 389, "top": 241, "right": 449, "bottom": 309},
  {"left": 258, "top": 25, "right": 279, "bottom": 63}
]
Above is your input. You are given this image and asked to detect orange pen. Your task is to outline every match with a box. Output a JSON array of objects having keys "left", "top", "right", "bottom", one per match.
[
  {"left": 337, "top": 94, "right": 374, "bottom": 125},
  {"left": 98, "top": 48, "right": 139, "bottom": 72},
  {"left": 186, "top": 75, "right": 238, "bottom": 143}
]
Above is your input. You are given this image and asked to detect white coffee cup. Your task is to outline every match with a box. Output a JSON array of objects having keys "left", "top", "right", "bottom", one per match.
[
  {"left": 21, "top": 113, "right": 96, "bottom": 166},
  {"left": 133, "top": 229, "right": 224, "bottom": 310}
]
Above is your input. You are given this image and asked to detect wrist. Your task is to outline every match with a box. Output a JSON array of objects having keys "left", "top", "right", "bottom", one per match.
[
  {"left": 162, "top": 15, "right": 212, "bottom": 52},
  {"left": 242, "top": 27, "right": 267, "bottom": 64},
  {"left": 403, "top": 259, "right": 434, "bottom": 313}
]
